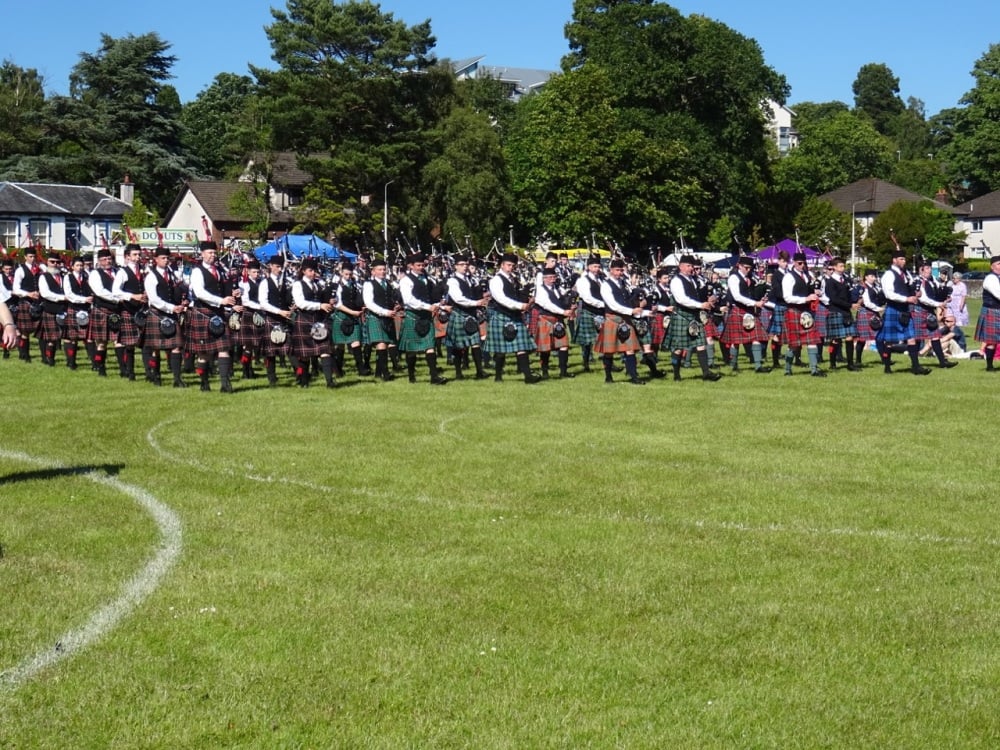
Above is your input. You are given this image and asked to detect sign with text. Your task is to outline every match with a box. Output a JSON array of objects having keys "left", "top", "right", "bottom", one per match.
[{"left": 133, "top": 228, "right": 199, "bottom": 247}]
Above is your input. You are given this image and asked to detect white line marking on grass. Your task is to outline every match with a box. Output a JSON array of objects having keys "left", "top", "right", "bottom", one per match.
[
  {"left": 688, "top": 519, "right": 1000, "bottom": 548},
  {"left": 437, "top": 413, "right": 467, "bottom": 438},
  {"left": 0, "top": 449, "right": 182, "bottom": 692}
]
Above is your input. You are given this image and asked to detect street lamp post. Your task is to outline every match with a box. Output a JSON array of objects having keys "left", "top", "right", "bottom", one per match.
[
  {"left": 383, "top": 179, "right": 395, "bottom": 249},
  {"left": 851, "top": 198, "right": 872, "bottom": 275}
]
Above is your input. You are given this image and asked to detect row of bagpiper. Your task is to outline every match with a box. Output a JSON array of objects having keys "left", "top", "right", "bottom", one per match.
[{"left": 3, "top": 241, "right": 1000, "bottom": 389}]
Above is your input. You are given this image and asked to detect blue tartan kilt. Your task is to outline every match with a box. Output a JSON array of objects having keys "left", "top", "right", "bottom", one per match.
[
  {"left": 144, "top": 310, "right": 184, "bottom": 350},
  {"left": 975, "top": 308, "right": 1000, "bottom": 345},
  {"left": 397, "top": 310, "right": 436, "bottom": 352},
  {"left": 721, "top": 306, "right": 765, "bottom": 346},
  {"left": 593, "top": 313, "right": 640, "bottom": 354},
  {"left": 911, "top": 305, "right": 941, "bottom": 340},
  {"left": 14, "top": 300, "right": 40, "bottom": 336},
  {"left": 535, "top": 313, "right": 571, "bottom": 352},
  {"left": 760, "top": 308, "right": 772, "bottom": 332},
  {"left": 331, "top": 310, "right": 363, "bottom": 346},
  {"left": 663, "top": 309, "right": 707, "bottom": 352},
  {"left": 290, "top": 309, "right": 332, "bottom": 358},
  {"left": 824, "top": 308, "right": 856, "bottom": 340},
  {"left": 816, "top": 304, "right": 830, "bottom": 339},
  {"left": 767, "top": 303, "right": 786, "bottom": 337},
  {"left": 855, "top": 308, "right": 880, "bottom": 340},
  {"left": 875, "top": 305, "right": 914, "bottom": 343},
  {"left": 187, "top": 306, "right": 231, "bottom": 355},
  {"left": 116, "top": 309, "right": 142, "bottom": 347},
  {"left": 261, "top": 315, "right": 291, "bottom": 357},
  {"left": 88, "top": 305, "right": 118, "bottom": 343},
  {"left": 782, "top": 307, "right": 821, "bottom": 348},
  {"left": 484, "top": 308, "right": 536, "bottom": 354},
  {"left": 445, "top": 310, "right": 482, "bottom": 349},
  {"left": 573, "top": 307, "right": 600, "bottom": 346},
  {"left": 364, "top": 313, "right": 397, "bottom": 346}
]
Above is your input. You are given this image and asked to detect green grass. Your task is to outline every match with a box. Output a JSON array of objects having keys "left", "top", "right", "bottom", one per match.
[{"left": 1, "top": 339, "right": 999, "bottom": 748}]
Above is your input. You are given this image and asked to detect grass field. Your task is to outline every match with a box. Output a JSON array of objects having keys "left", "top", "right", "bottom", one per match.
[{"left": 2, "top": 319, "right": 999, "bottom": 748}]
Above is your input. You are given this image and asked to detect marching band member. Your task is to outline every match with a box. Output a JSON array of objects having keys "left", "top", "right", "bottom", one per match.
[
  {"left": 362, "top": 256, "right": 400, "bottom": 382},
  {"left": 257, "top": 254, "right": 294, "bottom": 386},
  {"left": 144, "top": 247, "right": 188, "bottom": 387},
  {"left": 290, "top": 257, "right": 337, "bottom": 388},
  {"left": 37, "top": 253, "right": 67, "bottom": 366},
  {"left": 533, "top": 264, "right": 575, "bottom": 379},
  {"left": 766, "top": 250, "right": 791, "bottom": 368},
  {"left": 1, "top": 257, "right": 15, "bottom": 358},
  {"left": 650, "top": 266, "right": 674, "bottom": 354},
  {"left": 110, "top": 244, "right": 147, "bottom": 380},
  {"left": 721, "top": 256, "right": 769, "bottom": 373},
  {"left": 445, "top": 254, "right": 490, "bottom": 380},
  {"left": 594, "top": 257, "right": 651, "bottom": 385},
  {"left": 781, "top": 251, "right": 826, "bottom": 377},
  {"left": 88, "top": 248, "right": 120, "bottom": 377},
  {"left": 485, "top": 252, "right": 540, "bottom": 384},
  {"left": 975, "top": 254, "right": 1000, "bottom": 371},
  {"left": 188, "top": 240, "right": 239, "bottom": 392},
  {"left": 573, "top": 255, "right": 605, "bottom": 373},
  {"left": 62, "top": 255, "right": 93, "bottom": 370},
  {"left": 11, "top": 247, "right": 41, "bottom": 362},
  {"left": 915, "top": 260, "right": 957, "bottom": 369},
  {"left": 855, "top": 270, "right": 884, "bottom": 368},
  {"left": 665, "top": 254, "right": 722, "bottom": 382},
  {"left": 877, "top": 246, "right": 931, "bottom": 375},
  {"left": 235, "top": 259, "right": 263, "bottom": 380},
  {"left": 397, "top": 253, "right": 449, "bottom": 385},
  {"left": 331, "top": 260, "right": 371, "bottom": 378},
  {"left": 823, "top": 257, "right": 860, "bottom": 371}
]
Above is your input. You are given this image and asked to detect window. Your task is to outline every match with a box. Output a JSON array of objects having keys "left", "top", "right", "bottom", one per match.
[
  {"left": 971, "top": 219, "right": 983, "bottom": 233},
  {"left": 28, "top": 219, "right": 50, "bottom": 248},
  {"left": 65, "top": 219, "right": 81, "bottom": 251},
  {"left": 0, "top": 219, "right": 16, "bottom": 250}
]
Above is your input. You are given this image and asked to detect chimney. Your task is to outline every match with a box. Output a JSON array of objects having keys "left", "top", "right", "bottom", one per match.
[
  {"left": 935, "top": 187, "right": 949, "bottom": 205},
  {"left": 119, "top": 174, "right": 134, "bottom": 205}
]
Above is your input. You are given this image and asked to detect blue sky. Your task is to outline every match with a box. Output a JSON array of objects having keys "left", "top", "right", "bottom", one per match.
[{"left": 5, "top": 0, "right": 999, "bottom": 117}]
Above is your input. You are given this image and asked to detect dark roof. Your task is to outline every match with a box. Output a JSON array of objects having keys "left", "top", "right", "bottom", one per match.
[
  {"left": 0, "top": 182, "right": 131, "bottom": 217},
  {"left": 247, "top": 152, "right": 321, "bottom": 187},
  {"left": 955, "top": 190, "right": 1000, "bottom": 218},
  {"left": 165, "top": 180, "right": 294, "bottom": 227},
  {"left": 819, "top": 178, "right": 965, "bottom": 216}
]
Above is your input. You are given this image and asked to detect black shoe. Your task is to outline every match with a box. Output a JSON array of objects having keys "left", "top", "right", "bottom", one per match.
[
  {"left": 784, "top": 371, "right": 793, "bottom": 376},
  {"left": 524, "top": 373, "right": 542, "bottom": 384},
  {"left": 559, "top": 371, "right": 575, "bottom": 379},
  {"left": 754, "top": 366, "right": 772, "bottom": 374},
  {"left": 430, "top": 375, "right": 449, "bottom": 385},
  {"left": 939, "top": 361, "right": 957, "bottom": 368},
  {"left": 846, "top": 364, "right": 862, "bottom": 372},
  {"left": 379, "top": 372, "right": 395, "bottom": 382},
  {"left": 628, "top": 377, "right": 646, "bottom": 385},
  {"left": 540, "top": 370, "right": 550, "bottom": 380},
  {"left": 326, "top": 380, "right": 338, "bottom": 389},
  {"left": 474, "top": 371, "right": 491, "bottom": 380},
  {"left": 794, "top": 360, "right": 808, "bottom": 368},
  {"left": 408, "top": 374, "right": 417, "bottom": 383},
  {"left": 649, "top": 369, "right": 667, "bottom": 379},
  {"left": 911, "top": 366, "right": 932, "bottom": 375},
  {"left": 200, "top": 382, "right": 211, "bottom": 392},
  {"left": 702, "top": 371, "right": 722, "bottom": 382},
  {"left": 173, "top": 380, "right": 188, "bottom": 388},
  {"left": 811, "top": 370, "right": 827, "bottom": 377}
]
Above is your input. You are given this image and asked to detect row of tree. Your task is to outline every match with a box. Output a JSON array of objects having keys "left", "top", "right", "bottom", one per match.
[{"left": 0, "top": 0, "right": 998, "bottom": 262}]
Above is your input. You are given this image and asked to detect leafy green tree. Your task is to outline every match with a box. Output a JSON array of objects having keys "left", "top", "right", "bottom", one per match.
[
  {"left": 852, "top": 63, "right": 904, "bottom": 135},
  {"left": 788, "top": 100, "right": 850, "bottom": 137},
  {"left": 0, "top": 61, "right": 46, "bottom": 163},
  {"left": 794, "top": 197, "right": 852, "bottom": 253},
  {"left": 705, "top": 216, "right": 737, "bottom": 252},
  {"left": 864, "top": 200, "right": 966, "bottom": 266},
  {"left": 181, "top": 73, "right": 259, "bottom": 178}
]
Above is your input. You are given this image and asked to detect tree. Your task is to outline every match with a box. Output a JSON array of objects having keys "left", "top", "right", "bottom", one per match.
[
  {"left": 852, "top": 63, "right": 904, "bottom": 135},
  {"left": 0, "top": 61, "right": 46, "bottom": 164},
  {"left": 794, "top": 197, "right": 852, "bottom": 254},
  {"left": 864, "top": 200, "right": 966, "bottom": 266},
  {"left": 181, "top": 73, "right": 260, "bottom": 178}
]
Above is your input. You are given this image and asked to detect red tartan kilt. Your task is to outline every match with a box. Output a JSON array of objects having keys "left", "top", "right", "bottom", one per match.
[
  {"left": 261, "top": 316, "right": 291, "bottom": 356},
  {"left": 782, "top": 307, "right": 821, "bottom": 347},
  {"left": 911, "top": 306, "right": 941, "bottom": 340},
  {"left": 721, "top": 306, "right": 764, "bottom": 346},
  {"left": 88, "top": 305, "right": 117, "bottom": 342},
  {"left": 651, "top": 311, "right": 668, "bottom": 349},
  {"left": 704, "top": 317, "right": 721, "bottom": 339},
  {"left": 116, "top": 310, "right": 142, "bottom": 347},
  {"left": 593, "top": 313, "right": 639, "bottom": 354},
  {"left": 290, "top": 310, "right": 331, "bottom": 358},
  {"left": 39, "top": 312, "right": 65, "bottom": 341},
  {"left": 535, "top": 314, "right": 570, "bottom": 352},
  {"left": 14, "top": 301, "right": 40, "bottom": 335},
  {"left": 64, "top": 307, "right": 90, "bottom": 341},
  {"left": 186, "top": 307, "right": 230, "bottom": 355},
  {"left": 144, "top": 310, "right": 184, "bottom": 350},
  {"left": 975, "top": 308, "right": 1000, "bottom": 345},
  {"left": 231, "top": 309, "right": 262, "bottom": 349},
  {"left": 527, "top": 306, "right": 541, "bottom": 339}
]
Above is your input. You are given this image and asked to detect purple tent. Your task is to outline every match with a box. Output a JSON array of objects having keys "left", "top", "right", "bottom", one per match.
[{"left": 754, "top": 238, "right": 829, "bottom": 263}]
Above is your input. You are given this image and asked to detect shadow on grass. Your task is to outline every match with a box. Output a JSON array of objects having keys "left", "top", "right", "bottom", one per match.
[{"left": 0, "top": 464, "right": 123, "bottom": 486}]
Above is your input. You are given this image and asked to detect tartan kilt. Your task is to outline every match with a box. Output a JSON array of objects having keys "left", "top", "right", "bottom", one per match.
[
  {"left": 855, "top": 308, "right": 880, "bottom": 340},
  {"left": 364, "top": 313, "right": 397, "bottom": 346},
  {"left": 14, "top": 300, "right": 40, "bottom": 336},
  {"left": 975, "top": 307, "right": 1000, "bottom": 345},
  {"left": 398, "top": 310, "right": 436, "bottom": 352},
  {"left": 116, "top": 309, "right": 142, "bottom": 347},
  {"left": 232, "top": 309, "right": 262, "bottom": 350},
  {"left": 911, "top": 305, "right": 941, "bottom": 340},
  {"left": 290, "top": 309, "right": 332, "bottom": 358},
  {"left": 573, "top": 307, "right": 600, "bottom": 346},
  {"left": 88, "top": 305, "right": 118, "bottom": 343},
  {"left": 186, "top": 306, "right": 231, "bottom": 355},
  {"left": 663, "top": 309, "right": 707, "bottom": 352},
  {"left": 766, "top": 303, "right": 786, "bottom": 337},
  {"left": 445, "top": 310, "right": 482, "bottom": 349},
  {"left": 535, "top": 313, "right": 571, "bottom": 352},
  {"left": 760, "top": 308, "right": 773, "bottom": 333},
  {"left": 782, "top": 307, "right": 821, "bottom": 348},
  {"left": 144, "top": 309, "right": 184, "bottom": 350},
  {"left": 261, "top": 315, "right": 291, "bottom": 357},
  {"left": 823, "top": 308, "right": 856, "bottom": 340},
  {"left": 815, "top": 304, "right": 830, "bottom": 339},
  {"left": 704, "top": 316, "right": 722, "bottom": 340},
  {"left": 331, "top": 310, "right": 363, "bottom": 346},
  {"left": 434, "top": 312, "right": 448, "bottom": 340},
  {"left": 484, "top": 308, "right": 536, "bottom": 354},
  {"left": 721, "top": 306, "right": 765, "bottom": 346},
  {"left": 875, "top": 306, "right": 914, "bottom": 343},
  {"left": 526, "top": 306, "right": 541, "bottom": 339},
  {"left": 39, "top": 311, "right": 66, "bottom": 342},
  {"left": 594, "top": 313, "right": 640, "bottom": 354},
  {"left": 65, "top": 306, "right": 91, "bottom": 341},
  {"left": 651, "top": 311, "right": 669, "bottom": 350}
]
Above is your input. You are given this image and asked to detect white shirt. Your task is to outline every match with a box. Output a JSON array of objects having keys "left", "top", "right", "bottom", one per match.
[
  {"left": 38, "top": 272, "right": 64, "bottom": 302},
  {"left": 292, "top": 278, "right": 323, "bottom": 311},
  {"left": 363, "top": 277, "right": 396, "bottom": 317},
  {"left": 89, "top": 266, "right": 120, "bottom": 304},
  {"left": 535, "top": 282, "right": 567, "bottom": 316},
  {"left": 63, "top": 272, "right": 90, "bottom": 305},
  {"left": 782, "top": 268, "right": 814, "bottom": 306},
  {"left": 574, "top": 272, "right": 604, "bottom": 309},
  {"left": 727, "top": 271, "right": 757, "bottom": 307},
  {"left": 669, "top": 274, "right": 702, "bottom": 310},
  {"left": 881, "top": 267, "right": 911, "bottom": 304},
  {"left": 488, "top": 271, "right": 524, "bottom": 312},
  {"left": 399, "top": 273, "right": 433, "bottom": 312},
  {"left": 145, "top": 266, "right": 176, "bottom": 314}
]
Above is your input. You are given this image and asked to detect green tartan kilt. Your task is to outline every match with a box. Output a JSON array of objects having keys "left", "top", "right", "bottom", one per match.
[
  {"left": 331, "top": 310, "right": 364, "bottom": 345},
  {"left": 594, "top": 313, "right": 640, "bottom": 354},
  {"left": 663, "top": 308, "right": 707, "bottom": 352},
  {"left": 397, "top": 309, "right": 435, "bottom": 352},
  {"left": 573, "top": 307, "right": 600, "bottom": 346},
  {"left": 484, "top": 308, "right": 536, "bottom": 354},
  {"left": 445, "top": 310, "right": 482, "bottom": 349},
  {"left": 364, "top": 313, "right": 397, "bottom": 345}
]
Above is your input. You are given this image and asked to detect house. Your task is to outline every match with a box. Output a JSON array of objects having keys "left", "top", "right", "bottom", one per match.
[
  {"left": 766, "top": 101, "right": 798, "bottom": 155},
  {"left": 0, "top": 181, "right": 133, "bottom": 254},
  {"left": 819, "top": 178, "right": 966, "bottom": 235},
  {"left": 164, "top": 153, "right": 316, "bottom": 244},
  {"left": 452, "top": 56, "right": 555, "bottom": 101},
  {"left": 954, "top": 190, "right": 1000, "bottom": 260}
]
